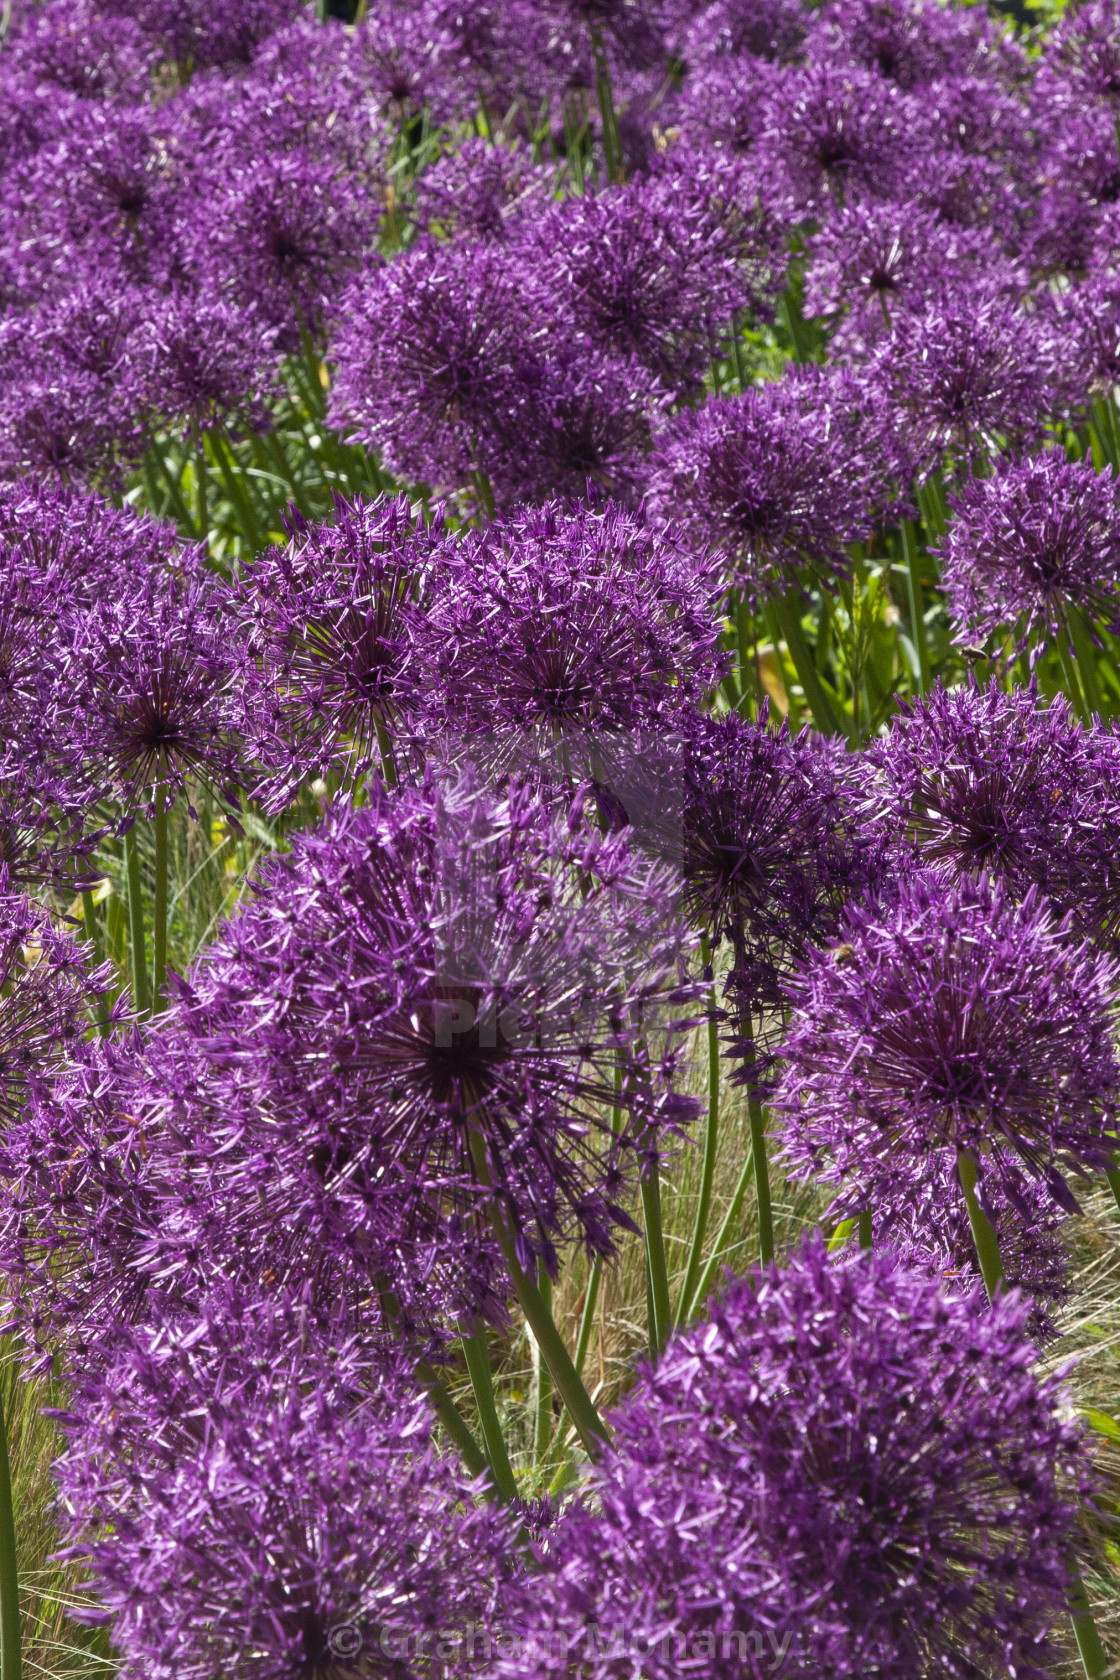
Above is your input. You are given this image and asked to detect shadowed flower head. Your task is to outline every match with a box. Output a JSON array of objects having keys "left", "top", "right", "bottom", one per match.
[
  {"left": 756, "top": 60, "right": 919, "bottom": 215},
  {"left": 813, "top": 0, "right": 1018, "bottom": 90},
  {"left": 645, "top": 365, "right": 901, "bottom": 601},
  {"left": 157, "top": 773, "right": 698, "bottom": 1278},
  {"left": 938, "top": 451, "right": 1120, "bottom": 652},
  {"left": 500, "top": 1239, "right": 1088, "bottom": 1680},
  {"left": 239, "top": 492, "right": 444, "bottom": 808},
  {"left": 775, "top": 871, "right": 1120, "bottom": 1217},
  {"left": 414, "top": 138, "right": 559, "bottom": 241},
  {"left": 421, "top": 499, "right": 728, "bottom": 741},
  {"left": 54, "top": 1287, "right": 521, "bottom": 1680}
]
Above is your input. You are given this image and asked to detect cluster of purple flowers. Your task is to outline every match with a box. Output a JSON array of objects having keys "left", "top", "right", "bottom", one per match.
[{"left": 4, "top": 0, "right": 1120, "bottom": 1673}]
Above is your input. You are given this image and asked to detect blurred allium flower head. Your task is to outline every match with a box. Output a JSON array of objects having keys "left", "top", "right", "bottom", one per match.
[
  {"left": 939, "top": 451, "right": 1120, "bottom": 652},
  {"left": 4, "top": 0, "right": 155, "bottom": 102},
  {"left": 414, "top": 138, "right": 559, "bottom": 242},
  {"left": 104, "top": 0, "right": 304, "bottom": 71},
  {"left": 60, "top": 569, "right": 245, "bottom": 815},
  {"left": 1048, "top": 0, "right": 1120, "bottom": 107},
  {"left": 775, "top": 871, "right": 1120, "bottom": 1217},
  {"left": 681, "top": 707, "right": 874, "bottom": 1022},
  {"left": 55, "top": 1287, "right": 521, "bottom": 1680},
  {"left": 757, "top": 60, "right": 918, "bottom": 214},
  {"left": 132, "top": 289, "right": 280, "bottom": 434},
  {"left": 814, "top": 0, "right": 1017, "bottom": 89},
  {"left": 872, "top": 284, "right": 1059, "bottom": 471},
  {"left": 684, "top": 0, "right": 807, "bottom": 65},
  {"left": 240, "top": 492, "right": 443, "bottom": 807},
  {"left": 645, "top": 365, "right": 901, "bottom": 601},
  {"left": 502, "top": 1239, "right": 1088, "bottom": 1680},
  {"left": 422, "top": 499, "right": 728, "bottom": 740},
  {"left": 160, "top": 773, "right": 698, "bottom": 1277}
]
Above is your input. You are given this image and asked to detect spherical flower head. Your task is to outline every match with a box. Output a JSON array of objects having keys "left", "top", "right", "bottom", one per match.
[
  {"left": 414, "top": 138, "right": 558, "bottom": 242},
  {"left": 328, "top": 238, "right": 535, "bottom": 496},
  {"left": 645, "top": 365, "right": 902, "bottom": 602},
  {"left": 0, "top": 477, "right": 183, "bottom": 607},
  {"left": 54, "top": 1288, "right": 521, "bottom": 1680},
  {"left": 501, "top": 1239, "right": 1089, "bottom": 1680},
  {"left": 870, "top": 283, "right": 1059, "bottom": 473},
  {"left": 812, "top": 0, "right": 1018, "bottom": 90},
  {"left": 420, "top": 499, "right": 728, "bottom": 739},
  {"left": 4, "top": 0, "right": 156, "bottom": 103},
  {"left": 681, "top": 707, "right": 876, "bottom": 1022},
  {"left": 683, "top": 0, "right": 807, "bottom": 66},
  {"left": 775, "top": 871, "right": 1120, "bottom": 1217},
  {"left": 158, "top": 772, "right": 699, "bottom": 1277},
  {"left": 828, "top": 1145, "right": 1072, "bottom": 1343},
  {"left": 132, "top": 289, "right": 281, "bottom": 434},
  {"left": 239, "top": 492, "right": 444, "bottom": 809},
  {"left": 1047, "top": 0, "right": 1120, "bottom": 109},
  {"left": 107, "top": 0, "right": 304, "bottom": 71},
  {"left": 939, "top": 452, "right": 1120, "bottom": 653},
  {"left": 59, "top": 569, "right": 246, "bottom": 816},
  {"left": 756, "top": 60, "right": 920, "bottom": 216}
]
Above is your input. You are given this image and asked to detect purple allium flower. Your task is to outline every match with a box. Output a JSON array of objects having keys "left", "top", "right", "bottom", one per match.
[
  {"left": 238, "top": 493, "right": 443, "bottom": 808},
  {"left": 58, "top": 570, "right": 245, "bottom": 816},
  {"left": 1047, "top": 0, "right": 1120, "bottom": 109},
  {"left": 756, "top": 61, "right": 920, "bottom": 215},
  {"left": 681, "top": 707, "right": 874, "bottom": 1023},
  {"left": 684, "top": 0, "right": 807, "bottom": 66},
  {"left": 414, "top": 139, "right": 559, "bottom": 241},
  {"left": 827, "top": 1145, "right": 1072, "bottom": 1342},
  {"left": 329, "top": 238, "right": 534, "bottom": 496},
  {"left": 158, "top": 773, "right": 698, "bottom": 1276},
  {"left": 501, "top": 1239, "right": 1088, "bottom": 1680},
  {"left": 420, "top": 500, "right": 728, "bottom": 739},
  {"left": 4, "top": 0, "right": 156, "bottom": 103},
  {"left": 803, "top": 201, "right": 1014, "bottom": 355},
  {"left": 1051, "top": 267, "right": 1120, "bottom": 400},
  {"left": 812, "top": 0, "right": 1019, "bottom": 90},
  {"left": 131, "top": 289, "right": 280, "bottom": 434},
  {"left": 1025, "top": 99, "right": 1120, "bottom": 275},
  {"left": 54, "top": 1287, "right": 521, "bottom": 1680},
  {"left": 870, "top": 283, "right": 1059, "bottom": 473},
  {"left": 774, "top": 871, "right": 1120, "bottom": 1218},
  {"left": 673, "top": 52, "right": 782, "bottom": 152},
  {"left": 939, "top": 452, "right": 1120, "bottom": 652},
  {"left": 104, "top": 0, "right": 304, "bottom": 71},
  {"left": 645, "top": 365, "right": 901, "bottom": 601},
  {"left": 0, "top": 748, "right": 100, "bottom": 892},
  {"left": 0, "top": 476, "right": 182, "bottom": 608}
]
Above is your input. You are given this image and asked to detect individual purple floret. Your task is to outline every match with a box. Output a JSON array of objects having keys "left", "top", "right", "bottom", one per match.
[
  {"left": 154, "top": 773, "right": 698, "bottom": 1278},
  {"left": 775, "top": 871, "right": 1120, "bottom": 1219},
  {"left": 645, "top": 365, "right": 902, "bottom": 601},
  {"left": 238, "top": 493, "right": 443, "bottom": 808},
  {"left": 419, "top": 499, "right": 728, "bottom": 739},
  {"left": 54, "top": 1287, "right": 520, "bottom": 1680},
  {"left": 827, "top": 1145, "right": 1071, "bottom": 1342},
  {"left": 869, "top": 283, "right": 1059, "bottom": 473},
  {"left": 501, "top": 1240, "right": 1088, "bottom": 1680},
  {"left": 938, "top": 451, "right": 1120, "bottom": 653},
  {"left": 681, "top": 707, "right": 875, "bottom": 1024},
  {"left": 57, "top": 569, "right": 246, "bottom": 816}
]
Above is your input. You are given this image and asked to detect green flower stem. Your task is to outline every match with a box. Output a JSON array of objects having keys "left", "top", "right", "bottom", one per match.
[
  {"left": 152, "top": 799, "right": 168, "bottom": 1015},
  {"left": 588, "top": 21, "right": 624, "bottom": 184},
  {"left": 676, "top": 975, "right": 721, "bottom": 1328},
  {"left": 957, "top": 1151, "right": 1004, "bottom": 1302},
  {"left": 900, "top": 520, "right": 930, "bottom": 694},
  {"left": 460, "top": 1331, "right": 518, "bottom": 1502},
  {"left": 1068, "top": 608, "right": 1104, "bottom": 719},
  {"left": 0, "top": 1380, "right": 20, "bottom": 1680},
  {"left": 468, "top": 1133, "right": 607, "bottom": 1457},
  {"left": 372, "top": 712, "right": 398, "bottom": 790},
  {"left": 740, "top": 1014, "right": 774, "bottom": 1266},
  {"left": 689, "top": 1145, "right": 755, "bottom": 1321},
  {"left": 210, "top": 427, "right": 266, "bottom": 554},
  {"left": 858, "top": 1210, "right": 872, "bottom": 1251},
  {"left": 641, "top": 1155, "right": 671, "bottom": 1356},
  {"left": 1105, "top": 1165, "right": 1120, "bottom": 1216},
  {"left": 770, "top": 594, "right": 845, "bottom": 738},
  {"left": 534, "top": 1266, "right": 554, "bottom": 1463},
  {"left": 194, "top": 428, "right": 209, "bottom": 545},
  {"left": 124, "top": 826, "right": 150, "bottom": 1016},
  {"left": 573, "top": 1257, "right": 603, "bottom": 1380},
  {"left": 1056, "top": 617, "right": 1092, "bottom": 725},
  {"left": 1068, "top": 1560, "right": 1108, "bottom": 1679},
  {"left": 80, "top": 888, "right": 102, "bottom": 965},
  {"left": 735, "top": 594, "right": 754, "bottom": 715},
  {"left": 415, "top": 1361, "right": 489, "bottom": 1482}
]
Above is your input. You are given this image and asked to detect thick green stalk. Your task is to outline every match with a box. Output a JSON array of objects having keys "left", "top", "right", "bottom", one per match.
[
  {"left": 770, "top": 594, "right": 845, "bottom": 738},
  {"left": 735, "top": 595, "right": 754, "bottom": 715},
  {"left": 194, "top": 428, "right": 209, "bottom": 544},
  {"left": 0, "top": 1381, "right": 20, "bottom": 1680},
  {"left": 574, "top": 1257, "right": 603, "bottom": 1380},
  {"left": 900, "top": 520, "right": 930, "bottom": 694},
  {"left": 1068, "top": 608, "right": 1104, "bottom": 719},
  {"left": 689, "top": 1145, "right": 755, "bottom": 1320},
  {"left": 676, "top": 984, "right": 721, "bottom": 1328},
  {"left": 1055, "top": 622, "right": 1091, "bottom": 725},
  {"left": 1068, "top": 1561, "right": 1108, "bottom": 1679},
  {"left": 1106, "top": 1165, "right": 1120, "bottom": 1216},
  {"left": 533, "top": 1266, "right": 554, "bottom": 1463},
  {"left": 124, "top": 826, "right": 150, "bottom": 1016},
  {"left": 152, "top": 799, "right": 168, "bottom": 1014},
  {"left": 641, "top": 1158, "right": 671, "bottom": 1356},
  {"left": 741, "top": 1014, "right": 774, "bottom": 1266},
  {"left": 415, "top": 1361, "right": 489, "bottom": 1481},
  {"left": 858, "top": 1210, "right": 872, "bottom": 1251},
  {"left": 460, "top": 1331, "right": 518, "bottom": 1502},
  {"left": 80, "top": 888, "right": 102, "bottom": 965},
  {"left": 957, "top": 1152, "right": 1004, "bottom": 1302}
]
